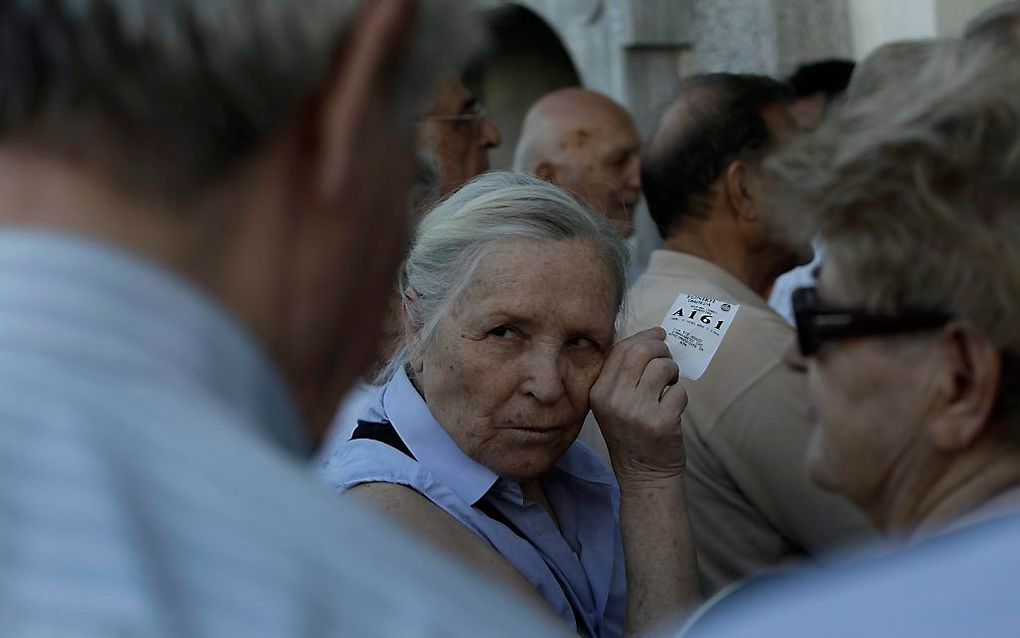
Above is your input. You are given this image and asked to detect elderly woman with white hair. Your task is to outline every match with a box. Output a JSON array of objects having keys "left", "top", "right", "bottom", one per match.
[
  {"left": 321, "top": 172, "right": 699, "bottom": 636},
  {"left": 770, "top": 41, "right": 1020, "bottom": 543}
]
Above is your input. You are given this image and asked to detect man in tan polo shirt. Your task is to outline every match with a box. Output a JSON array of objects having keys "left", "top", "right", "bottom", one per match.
[{"left": 633, "top": 73, "right": 874, "bottom": 594}]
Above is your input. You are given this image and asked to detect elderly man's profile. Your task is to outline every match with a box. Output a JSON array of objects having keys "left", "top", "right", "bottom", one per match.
[{"left": 0, "top": 1, "right": 569, "bottom": 635}]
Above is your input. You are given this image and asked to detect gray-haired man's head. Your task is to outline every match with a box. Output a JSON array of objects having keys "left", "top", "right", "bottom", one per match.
[
  {"left": 0, "top": 0, "right": 477, "bottom": 201},
  {"left": 0, "top": 0, "right": 482, "bottom": 444}
]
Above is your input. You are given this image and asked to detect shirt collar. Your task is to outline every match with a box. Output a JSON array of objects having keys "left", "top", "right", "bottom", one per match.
[
  {"left": 0, "top": 231, "right": 308, "bottom": 457},
  {"left": 380, "top": 368, "right": 499, "bottom": 505},
  {"left": 646, "top": 249, "right": 774, "bottom": 313},
  {"left": 372, "top": 368, "right": 617, "bottom": 503},
  {"left": 551, "top": 443, "right": 617, "bottom": 488}
]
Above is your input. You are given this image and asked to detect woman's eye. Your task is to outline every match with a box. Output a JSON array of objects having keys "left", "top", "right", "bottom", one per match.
[
  {"left": 568, "top": 337, "right": 596, "bottom": 349},
  {"left": 489, "top": 325, "right": 513, "bottom": 338}
]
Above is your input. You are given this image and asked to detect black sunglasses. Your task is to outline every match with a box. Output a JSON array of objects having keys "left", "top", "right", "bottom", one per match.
[{"left": 791, "top": 286, "right": 952, "bottom": 356}]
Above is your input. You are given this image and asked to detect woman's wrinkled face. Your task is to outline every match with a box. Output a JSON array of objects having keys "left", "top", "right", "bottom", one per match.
[
  {"left": 798, "top": 263, "right": 937, "bottom": 511},
  {"left": 413, "top": 238, "right": 618, "bottom": 483}
]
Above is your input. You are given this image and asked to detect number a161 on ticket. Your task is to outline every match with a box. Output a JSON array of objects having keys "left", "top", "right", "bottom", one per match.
[{"left": 660, "top": 293, "right": 740, "bottom": 380}]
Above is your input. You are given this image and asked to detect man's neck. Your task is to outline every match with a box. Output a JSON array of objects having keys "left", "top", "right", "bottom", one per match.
[
  {"left": 0, "top": 146, "right": 213, "bottom": 280},
  {"left": 871, "top": 441, "right": 1020, "bottom": 538},
  {"left": 662, "top": 225, "right": 777, "bottom": 299}
]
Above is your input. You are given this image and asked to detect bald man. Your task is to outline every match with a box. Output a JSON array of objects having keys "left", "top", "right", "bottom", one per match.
[{"left": 514, "top": 88, "right": 642, "bottom": 237}]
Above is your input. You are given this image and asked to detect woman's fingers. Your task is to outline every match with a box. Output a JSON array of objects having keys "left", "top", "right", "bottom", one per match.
[
  {"left": 659, "top": 382, "right": 689, "bottom": 419},
  {"left": 590, "top": 326, "right": 690, "bottom": 480},
  {"left": 637, "top": 357, "right": 680, "bottom": 398},
  {"left": 597, "top": 328, "right": 669, "bottom": 390}
]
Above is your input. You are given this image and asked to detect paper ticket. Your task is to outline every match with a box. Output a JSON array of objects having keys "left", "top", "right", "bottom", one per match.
[{"left": 660, "top": 293, "right": 740, "bottom": 380}]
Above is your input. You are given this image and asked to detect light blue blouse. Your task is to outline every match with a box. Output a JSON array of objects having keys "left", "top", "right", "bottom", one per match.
[{"left": 320, "top": 368, "right": 627, "bottom": 637}]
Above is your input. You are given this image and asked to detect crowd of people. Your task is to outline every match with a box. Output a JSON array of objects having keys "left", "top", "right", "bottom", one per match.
[{"left": 2, "top": 0, "right": 1020, "bottom": 636}]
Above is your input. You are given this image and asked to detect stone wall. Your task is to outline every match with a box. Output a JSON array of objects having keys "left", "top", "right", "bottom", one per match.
[{"left": 692, "top": 0, "right": 852, "bottom": 76}]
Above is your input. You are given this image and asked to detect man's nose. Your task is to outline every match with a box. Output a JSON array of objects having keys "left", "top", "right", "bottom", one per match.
[
  {"left": 783, "top": 336, "right": 808, "bottom": 372},
  {"left": 626, "top": 156, "right": 641, "bottom": 190},
  {"left": 521, "top": 350, "right": 566, "bottom": 404},
  {"left": 481, "top": 117, "right": 502, "bottom": 149}
]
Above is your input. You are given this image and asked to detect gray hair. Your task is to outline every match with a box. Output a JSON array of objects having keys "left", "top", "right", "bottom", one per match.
[
  {"left": 845, "top": 39, "right": 945, "bottom": 105},
  {"left": 964, "top": 1, "right": 1020, "bottom": 45},
  {"left": 767, "top": 41, "right": 1020, "bottom": 427},
  {"left": 0, "top": 0, "right": 482, "bottom": 201},
  {"left": 383, "top": 171, "right": 629, "bottom": 382}
]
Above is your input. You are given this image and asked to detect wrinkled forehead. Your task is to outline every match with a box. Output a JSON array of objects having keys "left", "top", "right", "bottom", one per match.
[
  {"left": 452, "top": 238, "right": 620, "bottom": 323},
  {"left": 558, "top": 114, "right": 636, "bottom": 163},
  {"left": 427, "top": 74, "right": 474, "bottom": 115}
]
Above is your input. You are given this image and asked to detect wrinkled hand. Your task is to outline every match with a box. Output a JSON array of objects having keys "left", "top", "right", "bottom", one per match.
[{"left": 590, "top": 327, "right": 689, "bottom": 484}]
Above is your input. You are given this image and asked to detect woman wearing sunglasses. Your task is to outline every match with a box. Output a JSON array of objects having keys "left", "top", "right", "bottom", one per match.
[{"left": 779, "top": 45, "right": 1020, "bottom": 542}]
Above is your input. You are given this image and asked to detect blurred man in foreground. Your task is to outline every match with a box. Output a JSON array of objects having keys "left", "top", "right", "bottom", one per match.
[
  {"left": 514, "top": 88, "right": 643, "bottom": 238},
  {"left": 0, "top": 1, "right": 565, "bottom": 635},
  {"left": 683, "top": 40, "right": 1020, "bottom": 638}
]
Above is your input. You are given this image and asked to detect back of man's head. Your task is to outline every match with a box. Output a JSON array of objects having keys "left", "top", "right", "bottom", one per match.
[
  {"left": 0, "top": 0, "right": 475, "bottom": 203},
  {"left": 643, "top": 73, "right": 794, "bottom": 239},
  {"left": 786, "top": 59, "right": 856, "bottom": 101},
  {"left": 785, "top": 59, "right": 855, "bottom": 129}
]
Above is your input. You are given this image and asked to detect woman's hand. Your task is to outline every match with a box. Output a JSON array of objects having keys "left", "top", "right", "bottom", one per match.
[
  {"left": 589, "top": 327, "right": 689, "bottom": 484},
  {"left": 591, "top": 328, "right": 700, "bottom": 633}
]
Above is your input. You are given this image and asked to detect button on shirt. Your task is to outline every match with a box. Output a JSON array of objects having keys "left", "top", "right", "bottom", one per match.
[
  {"left": 320, "top": 368, "right": 627, "bottom": 637},
  {"left": 0, "top": 231, "right": 568, "bottom": 638}
]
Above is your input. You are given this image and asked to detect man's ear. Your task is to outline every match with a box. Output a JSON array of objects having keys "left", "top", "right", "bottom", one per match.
[
  {"left": 723, "top": 160, "right": 757, "bottom": 222},
  {"left": 314, "top": 0, "right": 418, "bottom": 202},
  {"left": 930, "top": 325, "right": 1002, "bottom": 451},
  {"left": 534, "top": 161, "right": 559, "bottom": 184}
]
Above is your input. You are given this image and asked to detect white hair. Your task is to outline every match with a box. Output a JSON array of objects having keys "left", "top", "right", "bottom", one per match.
[
  {"left": 965, "top": 0, "right": 1020, "bottom": 42},
  {"left": 768, "top": 41, "right": 1020, "bottom": 425},
  {"left": 0, "top": 0, "right": 482, "bottom": 201},
  {"left": 383, "top": 171, "right": 629, "bottom": 382}
]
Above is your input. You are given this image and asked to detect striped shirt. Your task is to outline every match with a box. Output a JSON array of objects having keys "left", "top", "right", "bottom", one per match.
[{"left": 0, "top": 231, "right": 567, "bottom": 637}]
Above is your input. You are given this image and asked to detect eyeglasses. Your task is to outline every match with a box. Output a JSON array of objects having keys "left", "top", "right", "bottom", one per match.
[
  {"left": 420, "top": 101, "right": 487, "bottom": 126},
  {"left": 791, "top": 286, "right": 951, "bottom": 357}
]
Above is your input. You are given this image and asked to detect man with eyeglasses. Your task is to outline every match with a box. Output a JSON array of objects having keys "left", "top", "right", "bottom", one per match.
[
  {"left": 680, "top": 39, "right": 1020, "bottom": 638},
  {"left": 630, "top": 73, "right": 874, "bottom": 595},
  {"left": 419, "top": 74, "right": 502, "bottom": 195}
]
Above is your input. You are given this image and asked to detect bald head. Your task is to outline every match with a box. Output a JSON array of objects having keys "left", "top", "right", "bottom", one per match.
[{"left": 514, "top": 88, "right": 642, "bottom": 236}]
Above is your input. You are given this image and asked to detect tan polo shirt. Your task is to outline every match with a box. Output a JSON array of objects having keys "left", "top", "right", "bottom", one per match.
[{"left": 625, "top": 250, "right": 874, "bottom": 594}]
